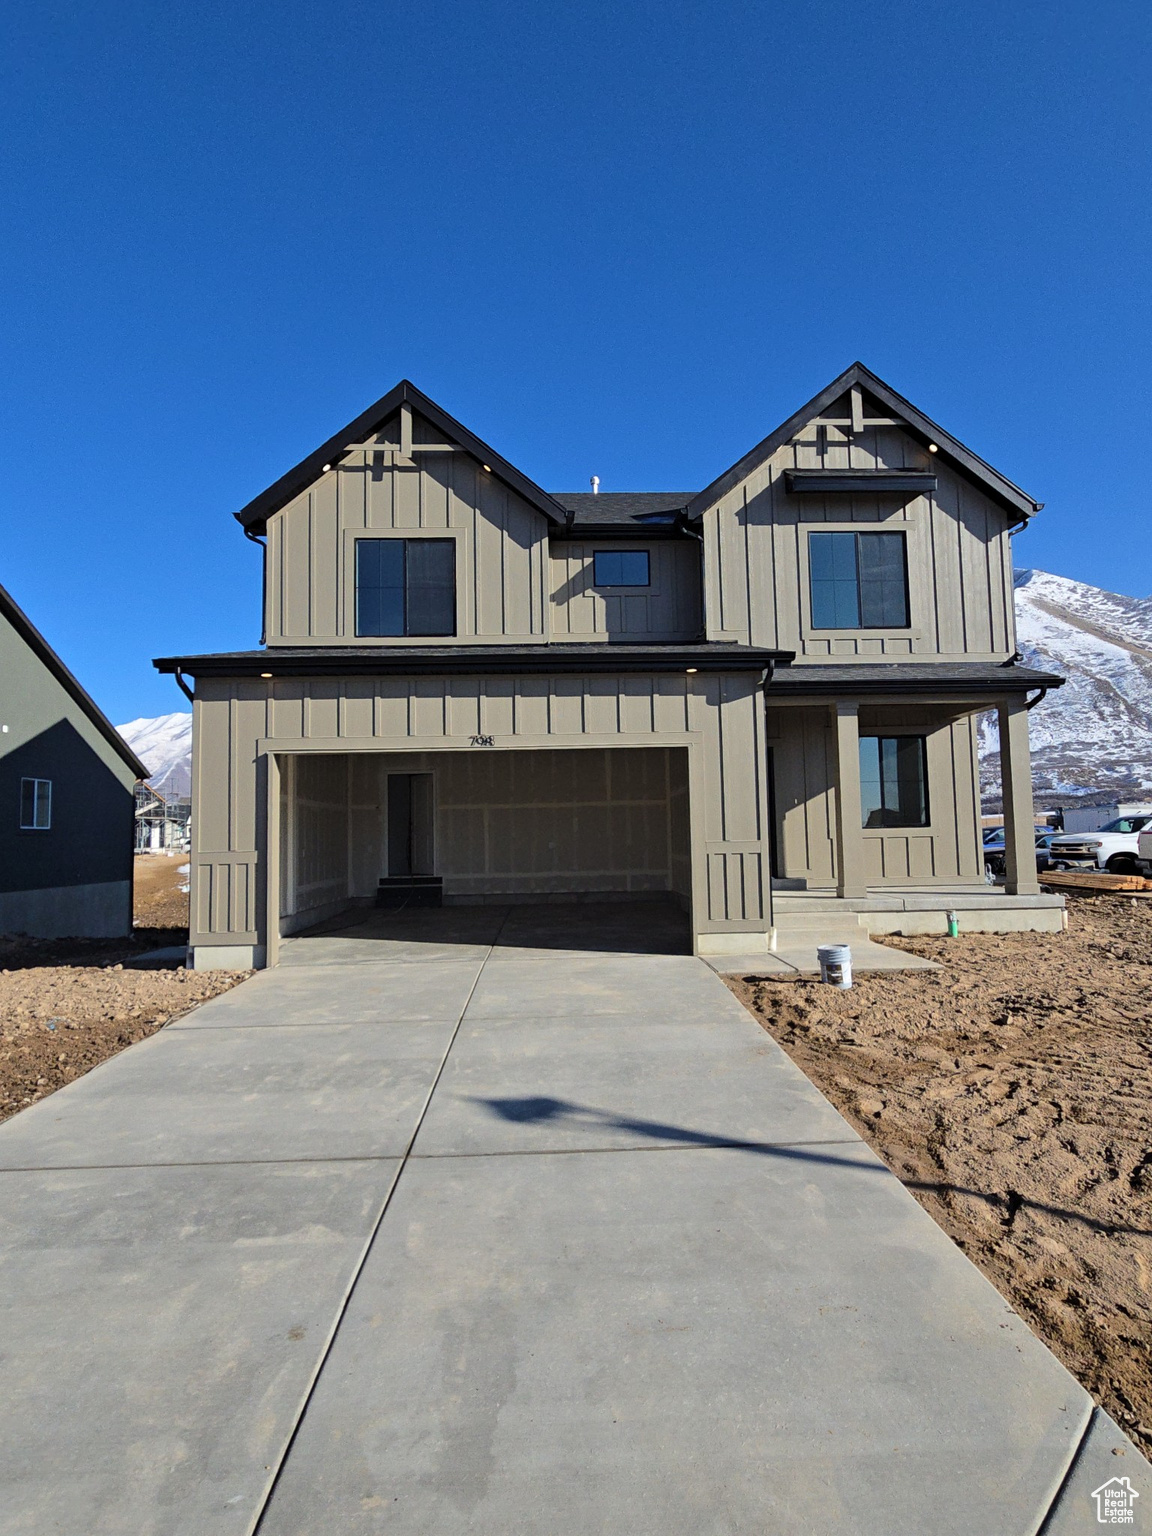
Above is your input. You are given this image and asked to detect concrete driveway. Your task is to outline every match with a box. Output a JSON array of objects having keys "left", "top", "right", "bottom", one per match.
[{"left": 0, "top": 901, "right": 1147, "bottom": 1534}]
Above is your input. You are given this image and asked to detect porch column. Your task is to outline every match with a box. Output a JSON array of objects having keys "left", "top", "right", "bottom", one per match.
[
  {"left": 999, "top": 697, "right": 1039, "bottom": 896},
  {"left": 833, "top": 702, "right": 868, "bottom": 899}
]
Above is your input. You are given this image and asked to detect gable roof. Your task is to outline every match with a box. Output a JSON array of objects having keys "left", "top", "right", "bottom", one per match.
[
  {"left": 686, "top": 362, "right": 1042, "bottom": 523},
  {"left": 235, "top": 380, "right": 568, "bottom": 534},
  {"left": 0, "top": 582, "right": 149, "bottom": 778}
]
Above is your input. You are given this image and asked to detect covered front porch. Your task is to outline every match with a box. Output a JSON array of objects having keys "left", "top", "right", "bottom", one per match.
[{"left": 764, "top": 664, "right": 1066, "bottom": 943}]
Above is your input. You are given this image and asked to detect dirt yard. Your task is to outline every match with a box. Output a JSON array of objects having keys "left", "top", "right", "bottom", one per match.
[
  {"left": 133, "top": 850, "right": 192, "bottom": 928},
  {"left": 0, "top": 855, "right": 243, "bottom": 1125},
  {"left": 730, "top": 895, "right": 1152, "bottom": 1453}
]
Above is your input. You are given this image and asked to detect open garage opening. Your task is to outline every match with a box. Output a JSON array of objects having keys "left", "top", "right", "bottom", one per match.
[{"left": 275, "top": 746, "right": 693, "bottom": 955}]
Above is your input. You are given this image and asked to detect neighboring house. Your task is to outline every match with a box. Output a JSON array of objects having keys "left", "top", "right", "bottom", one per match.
[
  {"left": 155, "top": 363, "right": 1064, "bottom": 970},
  {"left": 1, "top": 582, "right": 148, "bottom": 937},
  {"left": 134, "top": 784, "right": 192, "bottom": 852}
]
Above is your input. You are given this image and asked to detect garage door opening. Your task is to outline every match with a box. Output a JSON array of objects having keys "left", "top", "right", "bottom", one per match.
[{"left": 276, "top": 746, "right": 692, "bottom": 956}]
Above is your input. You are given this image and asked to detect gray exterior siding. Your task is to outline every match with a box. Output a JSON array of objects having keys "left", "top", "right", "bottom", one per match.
[
  {"left": 266, "top": 416, "right": 551, "bottom": 647},
  {"left": 700, "top": 414, "right": 1017, "bottom": 661},
  {"left": 548, "top": 539, "right": 703, "bottom": 641}
]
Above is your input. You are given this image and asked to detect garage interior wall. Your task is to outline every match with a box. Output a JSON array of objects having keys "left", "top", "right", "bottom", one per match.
[{"left": 279, "top": 746, "right": 692, "bottom": 933}]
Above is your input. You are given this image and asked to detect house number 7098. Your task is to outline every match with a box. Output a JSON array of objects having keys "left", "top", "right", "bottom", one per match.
[{"left": 470, "top": 734, "right": 495, "bottom": 747}]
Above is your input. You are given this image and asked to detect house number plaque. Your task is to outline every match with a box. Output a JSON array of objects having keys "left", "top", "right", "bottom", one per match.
[{"left": 469, "top": 735, "right": 496, "bottom": 747}]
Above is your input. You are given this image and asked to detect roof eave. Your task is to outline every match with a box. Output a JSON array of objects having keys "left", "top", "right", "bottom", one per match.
[
  {"left": 234, "top": 380, "right": 568, "bottom": 534},
  {"left": 153, "top": 644, "right": 791, "bottom": 679},
  {"left": 686, "top": 362, "right": 1042, "bottom": 523}
]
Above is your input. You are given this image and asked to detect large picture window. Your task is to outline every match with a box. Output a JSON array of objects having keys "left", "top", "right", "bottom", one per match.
[
  {"left": 355, "top": 539, "right": 456, "bottom": 637},
  {"left": 19, "top": 778, "right": 52, "bottom": 830},
  {"left": 809, "top": 531, "right": 909, "bottom": 629},
  {"left": 859, "top": 736, "right": 928, "bottom": 828}
]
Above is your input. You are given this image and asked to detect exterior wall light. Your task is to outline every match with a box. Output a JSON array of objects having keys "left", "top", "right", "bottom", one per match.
[
  {"left": 260, "top": 672, "right": 273, "bottom": 679},
  {"left": 322, "top": 463, "right": 332, "bottom": 472},
  {"left": 686, "top": 667, "right": 698, "bottom": 674},
  {"left": 927, "top": 443, "right": 939, "bottom": 453},
  {"left": 482, "top": 464, "right": 492, "bottom": 473}
]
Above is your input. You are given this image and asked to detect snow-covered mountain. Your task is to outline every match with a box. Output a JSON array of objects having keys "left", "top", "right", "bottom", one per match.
[
  {"left": 980, "top": 569, "right": 1152, "bottom": 805},
  {"left": 117, "top": 712, "right": 192, "bottom": 796}
]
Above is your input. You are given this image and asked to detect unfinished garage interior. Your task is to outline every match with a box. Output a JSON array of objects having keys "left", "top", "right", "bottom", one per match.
[{"left": 277, "top": 746, "right": 692, "bottom": 934}]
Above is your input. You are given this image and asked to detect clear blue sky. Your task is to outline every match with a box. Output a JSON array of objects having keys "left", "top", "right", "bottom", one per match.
[{"left": 2, "top": 0, "right": 1149, "bottom": 723}]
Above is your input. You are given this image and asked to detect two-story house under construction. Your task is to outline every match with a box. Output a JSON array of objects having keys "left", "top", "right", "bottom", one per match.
[{"left": 156, "top": 363, "right": 1064, "bottom": 969}]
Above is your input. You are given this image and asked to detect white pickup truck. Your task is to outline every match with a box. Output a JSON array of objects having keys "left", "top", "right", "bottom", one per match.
[{"left": 1049, "top": 813, "right": 1152, "bottom": 875}]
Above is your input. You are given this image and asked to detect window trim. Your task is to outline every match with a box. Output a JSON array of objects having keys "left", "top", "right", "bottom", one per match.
[
  {"left": 19, "top": 777, "right": 52, "bottom": 831},
  {"left": 858, "top": 733, "right": 929, "bottom": 830},
  {"left": 808, "top": 529, "right": 910, "bottom": 632},
  {"left": 592, "top": 549, "right": 651, "bottom": 589},
  {"left": 352, "top": 534, "right": 459, "bottom": 640}
]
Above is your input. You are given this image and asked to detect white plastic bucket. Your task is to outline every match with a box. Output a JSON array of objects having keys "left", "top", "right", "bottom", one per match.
[{"left": 817, "top": 943, "right": 853, "bottom": 988}]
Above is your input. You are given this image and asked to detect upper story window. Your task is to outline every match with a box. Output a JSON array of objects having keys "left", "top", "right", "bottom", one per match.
[
  {"left": 19, "top": 778, "right": 52, "bottom": 830},
  {"left": 593, "top": 550, "right": 650, "bottom": 587},
  {"left": 355, "top": 539, "right": 456, "bottom": 637},
  {"left": 809, "top": 531, "right": 908, "bottom": 629},
  {"left": 859, "top": 736, "right": 928, "bottom": 828}
]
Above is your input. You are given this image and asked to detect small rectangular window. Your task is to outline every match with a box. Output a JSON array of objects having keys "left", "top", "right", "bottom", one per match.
[
  {"left": 20, "top": 778, "right": 52, "bottom": 830},
  {"left": 593, "top": 550, "right": 650, "bottom": 587},
  {"left": 809, "top": 531, "right": 908, "bottom": 629},
  {"left": 355, "top": 539, "right": 456, "bottom": 637},
  {"left": 859, "top": 736, "right": 928, "bottom": 828}
]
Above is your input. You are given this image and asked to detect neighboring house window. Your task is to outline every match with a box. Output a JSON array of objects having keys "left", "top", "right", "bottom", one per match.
[
  {"left": 355, "top": 539, "right": 456, "bottom": 637},
  {"left": 859, "top": 736, "right": 928, "bottom": 828},
  {"left": 809, "top": 531, "right": 908, "bottom": 628},
  {"left": 593, "top": 550, "right": 650, "bottom": 587},
  {"left": 19, "top": 778, "right": 52, "bottom": 830}
]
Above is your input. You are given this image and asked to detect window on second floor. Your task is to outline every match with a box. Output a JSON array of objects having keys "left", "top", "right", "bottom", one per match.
[
  {"left": 20, "top": 778, "right": 52, "bottom": 830},
  {"left": 859, "top": 735, "right": 928, "bottom": 828},
  {"left": 593, "top": 550, "right": 650, "bottom": 587},
  {"left": 355, "top": 538, "right": 456, "bottom": 637},
  {"left": 809, "top": 531, "right": 909, "bottom": 629}
]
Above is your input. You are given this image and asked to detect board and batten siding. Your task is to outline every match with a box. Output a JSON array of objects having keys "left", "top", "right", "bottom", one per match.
[
  {"left": 549, "top": 539, "right": 703, "bottom": 641},
  {"left": 265, "top": 423, "right": 551, "bottom": 646},
  {"left": 189, "top": 670, "right": 771, "bottom": 955},
  {"left": 701, "top": 414, "right": 1017, "bottom": 661},
  {"left": 766, "top": 703, "right": 984, "bottom": 887}
]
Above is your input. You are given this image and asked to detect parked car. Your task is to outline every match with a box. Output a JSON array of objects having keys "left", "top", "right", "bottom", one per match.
[
  {"left": 982, "top": 829, "right": 1055, "bottom": 877},
  {"left": 1047, "top": 814, "right": 1152, "bottom": 875}
]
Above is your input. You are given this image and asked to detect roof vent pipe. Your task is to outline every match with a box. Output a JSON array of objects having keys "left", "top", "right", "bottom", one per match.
[{"left": 590, "top": 475, "right": 600, "bottom": 494}]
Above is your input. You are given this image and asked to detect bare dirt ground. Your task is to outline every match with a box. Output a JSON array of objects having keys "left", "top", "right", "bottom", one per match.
[
  {"left": 730, "top": 895, "right": 1152, "bottom": 1453},
  {"left": 133, "top": 850, "right": 192, "bottom": 928},
  {"left": 0, "top": 855, "right": 244, "bottom": 1125}
]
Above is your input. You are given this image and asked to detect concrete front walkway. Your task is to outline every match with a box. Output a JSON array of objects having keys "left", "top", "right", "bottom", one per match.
[{"left": 0, "top": 902, "right": 1147, "bottom": 1534}]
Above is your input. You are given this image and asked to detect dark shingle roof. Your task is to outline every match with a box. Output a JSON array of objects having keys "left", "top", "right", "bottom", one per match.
[
  {"left": 768, "top": 662, "right": 1063, "bottom": 695},
  {"left": 552, "top": 493, "right": 694, "bottom": 528}
]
